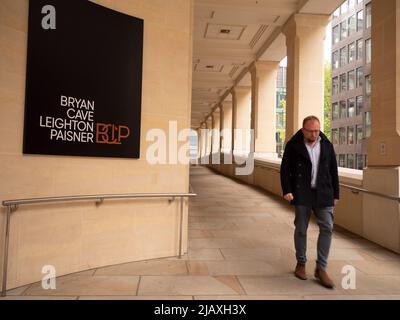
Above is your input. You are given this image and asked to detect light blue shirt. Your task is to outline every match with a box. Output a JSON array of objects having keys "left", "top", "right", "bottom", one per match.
[{"left": 304, "top": 136, "right": 321, "bottom": 189}]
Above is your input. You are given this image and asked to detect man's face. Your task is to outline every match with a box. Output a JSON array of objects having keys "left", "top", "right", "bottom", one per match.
[{"left": 302, "top": 120, "right": 320, "bottom": 143}]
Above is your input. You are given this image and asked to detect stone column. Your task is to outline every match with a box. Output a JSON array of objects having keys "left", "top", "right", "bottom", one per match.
[
  {"left": 250, "top": 61, "right": 280, "bottom": 158},
  {"left": 206, "top": 117, "right": 212, "bottom": 156},
  {"left": 212, "top": 109, "right": 221, "bottom": 154},
  {"left": 221, "top": 100, "right": 233, "bottom": 154},
  {"left": 282, "top": 14, "right": 330, "bottom": 140},
  {"left": 211, "top": 109, "right": 221, "bottom": 166},
  {"left": 200, "top": 122, "right": 209, "bottom": 164},
  {"left": 197, "top": 127, "right": 201, "bottom": 162},
  {"left": 219, "top": 104, "right": 224, "bottom": 154},
  {"left": 362, "top": 0, "right": 400, "bottom": 253},
  {"left": 231, "top": 90, "right": 237, "bottom": 153},
  {"left": 232, "top": 86, "right": 252, "bottom": 155}
]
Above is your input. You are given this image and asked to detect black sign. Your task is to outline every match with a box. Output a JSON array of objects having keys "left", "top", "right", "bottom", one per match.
[{"left": 23, "top": 0, "right": 143, "bottom": 158}]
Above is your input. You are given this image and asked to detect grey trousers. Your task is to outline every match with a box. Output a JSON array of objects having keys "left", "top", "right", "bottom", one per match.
[{"left": 294, "top": 198, "right": 334, "bottom": 271}]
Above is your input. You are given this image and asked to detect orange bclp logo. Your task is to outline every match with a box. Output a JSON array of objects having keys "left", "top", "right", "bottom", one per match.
[{"left": 96, "top": 123, "right": 130, "bottom": 145}]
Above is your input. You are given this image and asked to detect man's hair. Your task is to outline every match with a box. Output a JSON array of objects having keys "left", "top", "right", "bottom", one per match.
[{"left": 303, "top": 116, "right": 320, "bottom": 127}]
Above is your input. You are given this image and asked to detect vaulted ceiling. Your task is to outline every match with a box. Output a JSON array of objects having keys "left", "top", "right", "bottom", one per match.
[{"left": 191, "top": 0, "right": 344, "bottom": 129}]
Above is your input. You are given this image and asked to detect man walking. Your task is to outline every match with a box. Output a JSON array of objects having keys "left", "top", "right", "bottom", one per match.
[{"left": 280, "top": 116, "right": 339, "bottom": 289}]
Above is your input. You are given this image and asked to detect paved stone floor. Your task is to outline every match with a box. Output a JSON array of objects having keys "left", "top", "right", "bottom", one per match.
[{"left": 2, "top": 166, "right": 400, "bottom": 300}]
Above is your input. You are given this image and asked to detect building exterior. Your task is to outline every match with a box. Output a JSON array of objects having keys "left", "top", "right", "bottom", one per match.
[
  {"left": 331, "top": 0, "right": 372, "bottom": 170},
  {"left": 276, "top": 66, "right": 287, "bottom": 157},
  {"left": 2, "top": 0, "right": 400, "bottom": 297}
]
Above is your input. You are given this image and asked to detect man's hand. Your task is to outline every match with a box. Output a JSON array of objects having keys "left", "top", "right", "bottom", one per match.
[
  {"left": 284, "top": 193, "right": 294, "bottom": 201},
  {"left": 334, "top": 199, "right": 339, "bottom": 206}
]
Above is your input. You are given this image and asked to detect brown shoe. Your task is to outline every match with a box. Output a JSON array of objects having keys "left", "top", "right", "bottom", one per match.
[
  {"left": 294, "top": 263, "right": 307, "bottom": 280},
  {"left": 314, "top": 267, "right": 335, "bottom": 289}
]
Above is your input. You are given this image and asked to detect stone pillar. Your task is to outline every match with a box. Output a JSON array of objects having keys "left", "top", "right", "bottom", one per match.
[
  {"left": 231, "top": 90, "right": 237, "bottom": 153},
  {"left": 211, "top": 109, "right": 221, "bottom": 161},
  {"left": 212, "top": 109, "right": 221, "bottom": 154},
  {"left": 219, "top": 104, "right": 224, "bottom": 154},
  {"left": 232, "top": 86, "right": 252, "bottom": 155},
  {"left": 250, "top": 61, "right": 280, "bottom": 158},
  {"left": 221, "top": 100, "right": 233, "bottom": 154},
  {"left": 197, "top": 128, "right": 201, "bottom": 161},
  {"left": 206, "top": 117, "right": 212, "bottom": 156},
  {"left": 200, "top": 122, "right": 208, "bottom": 163},
  {"left": 282, "top": 14, "right": 330, "bottom": 140},
  {"left": 362, "top": 0, "right": 400, "bottom": 253}
]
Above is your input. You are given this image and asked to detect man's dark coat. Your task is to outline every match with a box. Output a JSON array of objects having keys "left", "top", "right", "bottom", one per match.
[{"left": 280, "top": 129, "right": 340, "bottom": 207}]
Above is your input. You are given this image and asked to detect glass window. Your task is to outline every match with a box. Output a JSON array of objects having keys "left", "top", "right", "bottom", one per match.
[
  {"left": 347, "top": 154, "right": 355, "bottom": 169},
  {"left": 331, "top": 128, "right": 339, "bottom": 145},
  {"left": 366, "top": 38, "right": 371, "bottom": 64},
  {"left": 348, "top": 98, "right": 355, "bottom": 117},
  {"left": 332, "top": 102, "right": 339, "bottom": 120},
  {"left": 356, "top": 154, "right": 365, "bottom": 170},
  {"left": 348, "top": 71, "right": 355, "bottom": 90},
  {"left": 333, "top": 25, "right": 340, "bottom": 46},
  {"left": 356, "top": 125, "right": 363, "bottom": 143},
  {"left": 340, "top": 21, "right": 348, "bottom": 40},
  {"left": 357, "top": 0, "right": 363, "bottom": 4},
  {"left": 340, "top": 127, "right": 347, "bottom": 145},
  {"left": 365, "top": 111, "right": 372, "bottom": 138},
  {"left": 356, "top": 67, "right": 364, "bottom": 87},
  {"left": 365, "top": 74, "right": 371, "bottom": 96},
  {"left": 349, "top": 0, "right": 356, "bottom": 8},
  {"left": 340, "top": 100, "right": 347, "bottom": 118},
  {"left": 333, "top": 8, "right": 340, "bottom": 19},
  {"left": 366, "top": 2, "right": 372, "bottom": 29},
  {"left": 347, "top": 126, "right": 355, "bottom": 145},
  {"left": 340, "top": 46, "right": 348, "bottom": 67},
  {"left": 341, "top": 1, "right": 348, "bottom": 15},
  {"left": 276, "top": 112, "right": 284, "bottom": 129},
  {"left": 348, "top": 42, "right": 356, "bottom": 63},
  {"left": 332, "top": 51, "right": 339, "bottom": 70},
  {"left": 357, "top": 10, "right": 364, "bottom": 31},
  {"left": 340, "top": 73, "right": 347, "bottom": 92},
  {"left": 339, "top": 154, "right": 346, "bottom": 167},
  {"left": 357, "top": 39, "right": 363, "bottom": 60},
  {"left": 332, "top": 77, "right": 339, "bottom": 95},
  {"left": 348, "top": 15, "right": 356, "bottom": 36},
  {"left": 356, "top": 95, "right": 363, "bottom": 115}
]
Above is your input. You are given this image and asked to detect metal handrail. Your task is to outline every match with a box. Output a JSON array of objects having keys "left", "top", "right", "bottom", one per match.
[
  {"left": 253, "top": 162, "right": 400, "bottom": 202},
  {"left": 339, "top": 183, "right": 400, "bottom": 202},
  {"left": 1, "top": 187, "right": 197, "bottom": 297}
]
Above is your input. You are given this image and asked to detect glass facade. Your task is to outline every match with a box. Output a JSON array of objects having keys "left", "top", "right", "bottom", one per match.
[
  {"left": 348, "top": 98, "right": 355, "bottom": 117},
  {"left": 365, "top": 111, "right": 371, "bottom": 138},
  {"left": 276, "top": 66, "right": 286, "bottom": 158},
  {"left": 357, "top": 10, "right": 363, "bottom": 31},
  {"left": 340, "top": 73, "right": 347, "bottom": 92},
  {"left": 348, "top": 71, "right": 355, "bottom": 90},
  {"left": 356, "top": 67, "right": 363, "bottom": 87},
  {"left": 348, "top": 42, "right": 356, "bottom": 63},
  {"left": 347, "top": 154, "right": 355, "bottom": 169},
  {"left": 340, "top": 47, "right": 348, "bottom": 67},
  {"left": 340, "top": 100, "right": 347, "bottom": 118},
  {"left": 366, "top": 38, "right": 371, "bottom": 64},
  {"left": 365, "top": 74, "right": 371, "bottom": 96},
  {"left": 366, "top": 2, "right": 372, "bottom": 29},
  {"left": 331, "top": 1, "right": 371, "bottom": 170},
  {"left": 356, "top": 95, "right": 363, "bottom": 115},
  {"left": 356, "top": 39, "right": 363, "bottom": 61}
]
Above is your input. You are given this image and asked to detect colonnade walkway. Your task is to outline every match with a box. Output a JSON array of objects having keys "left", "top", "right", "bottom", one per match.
[{"left": 2, "top": 166, "right": 400, "bottom": 300}]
